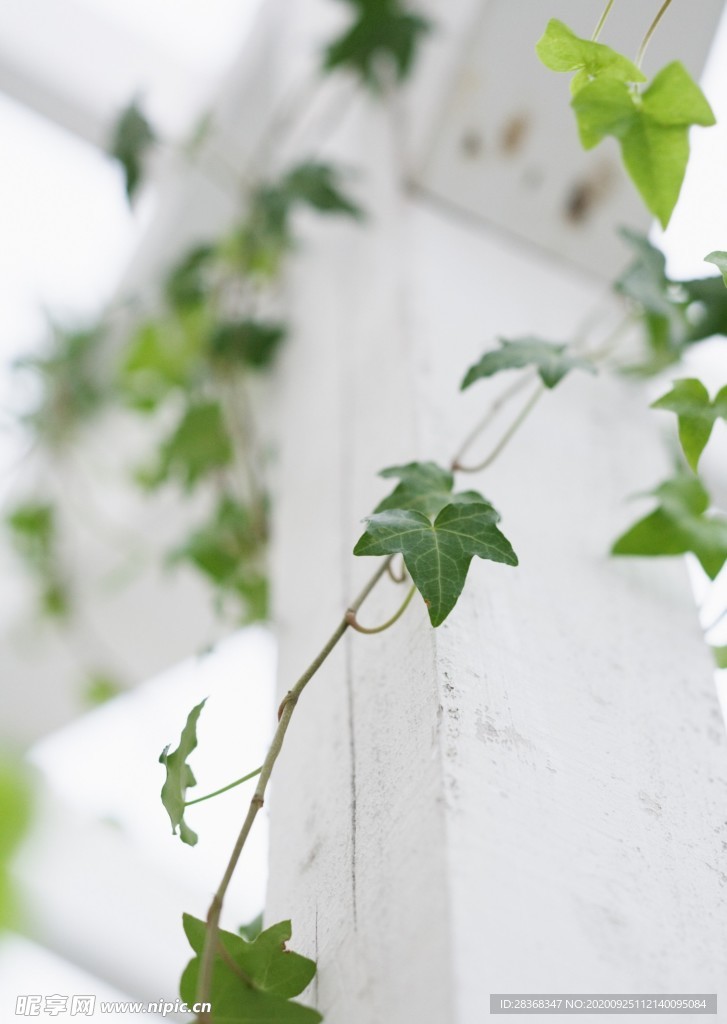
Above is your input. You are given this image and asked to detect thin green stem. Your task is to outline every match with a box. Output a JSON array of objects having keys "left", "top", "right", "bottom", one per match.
[
  {"left": 450, "top": 371, "right": 536, "bottom": 470},
  {"left": 346, "top": 584, "right": 416, "bottom": 635},
  {"left": 454, "top": 384, "right": 544, "bottom": 474},
  {"left": 196, "top": 558, "right": 390, "bottom": 1019},
  {"left": 637, "top": 0, "right": 674, "bottom": 68},
  {"left": 185, "top": 767, "right": 262, "bottom": 808},
  {"left": 592, "top": 0, "right": 616, "bottom": 42}
]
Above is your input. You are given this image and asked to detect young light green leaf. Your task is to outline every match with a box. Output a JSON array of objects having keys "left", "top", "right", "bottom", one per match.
[
  {"left": 139, "top": 401, "right": 232, "bottom": 490},
  {"left": 120, "top": 316, "right": 206, "bottom": 412},
  {"left": 374, "top": 461, "right": 486, "bottom": 518},
  {"left": 109, "top": 100, "right": 156, "bottom": 200},
  {"left": 323, "top": 0, "right": 431, "bottom": 90},
  {"left": 712, "top": 645, "right": 727, "bottom": 669},
  {"left": 180, "top": 915, "right": 322, "bottom": 1023},
  {"left": 535, "top": 19, "right": 645, "bottom": 95},
  {"left": 572, "top": 62, "right": 715, "bottom": 228},
  {"left": 83, "top": 672, "right": 124, "bottom": 708},
  {"left": 705, "top": 251, "right": 727, "bottom": 287},
  {"left": 651, "top": 378, "right": 727, "bottom": 470},
  {"left": 0, "top": 757, "right": 33, "bottom": 931},
  {"left": 159, "top": 699, "right": 206, "bottom": 846},
  {"left": 612, "top": 473, "right": 727, "bottom": 579},
  {"left": 354, "top": 502, "right": 517, "bottom": 626},
  {"left": 461, "top": 337, "right": 595, "bottom": 391}
]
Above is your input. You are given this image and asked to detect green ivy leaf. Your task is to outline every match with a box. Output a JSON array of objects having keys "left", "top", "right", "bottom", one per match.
[
  {"left": 612, "top": 473, "right": 727, "bottom": 579},
  {"left": 170, "top": 497, "right": 269, "bottom": 622},
  {"left": 652, "top": 378, "right": 727, "bottom": 470},
  {"left": 323, "top": 0, "right": 431, "bottom": 89},
  {"left": 165, "top": 245, "right": 216, "bottom": 312},
  {"left": 159, "top": 699, "right": 206, "bottom": 846},
  {"left": 109, "top": 100, "right": 156, "bottom": 200},
  {"left": 616, "top": 231, "right": 727, "bottom": 372},
  {"left": 373, "top": 461, "right": 485, "bottom": 518},
  {"left": 6, "top": 501, "right": 71, "bottom": 619},
  {"left": 461, "top": 337, "right": 595, "bottom": 390},
  {"left": 120, "top": 316, "right": 206, "bottom": 412},
  {"left": 712, "top": 645, "right": 727, "bottom": 669},
  {"left": 705, "top": 251, "right": 727, "bottom": 287},
  {"left": 180, "top": 915, "right": 322, "bottom": 1023},
  {"left": 354, "top": 501, "right": 517, "bottom": 626},
  {"left": 572, "top": 62, "right": 715, "bottom": 228},
  {"left": 209, "top": 320, "right": 287, "bottom": 370},
  {"left": 140, "top": 401, "right": 232, "bottom": 490},
  {"left": 282, "top": 162, "right": 363, "bottom": 219},
  {"left": 535, "top": 18, "right": 645, "bottom": 95}
]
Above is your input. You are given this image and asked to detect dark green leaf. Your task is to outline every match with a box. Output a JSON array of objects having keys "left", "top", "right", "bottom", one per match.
[
  {"left": 140, "top": 401, "right": 232, "bottom": 490},
  {"left": 109, "top": 100, "right": 156, "bottom": 200},
  {"left": 354, "top": 501, "right": 517, "bottom": 626},
  {"left": 705, "top": 251, "right": 727, "bottom": 287},
  {"left": 282, "top": 162, "right": 363, "bottom": 219},
  {"left": 536, "top": 18, "right": 645, "bottom": 95},
  {"left": 323, "top": 0, "right": 431, "bottom": 89},
  {"left": 461, "top": 337, "right": 595, "bottom": 390},
  {"left": 571, "top": 62, "right": 714, "bottom": 227},
  {"left": 159, "top": 700, "right": 206, "bottom": 846},
  {"left": 180, "top": 915, "right": 322, "bottom": 1023},
  {"left": 612, "top": 473, "right": 727, "bottom": 579},
  {"left": 170, "top": 497, "right": 269, "bottom": 623},
  {"left": 209, "top": 320, "right": 287, "bottom": 370},
  {"left": 652, "top": 378, "right": 727, "bottom": 470},
  {"left": 374, "top": 461, "right": 486, "bottom": 518},
  {"left": 165, "top": 245, "right": 216, "bottom": 312}
]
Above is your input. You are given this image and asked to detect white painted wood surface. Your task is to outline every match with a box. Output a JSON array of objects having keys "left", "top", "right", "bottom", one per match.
[{"left": 264, "top": 2, "right": 727, "bottom": 1021}]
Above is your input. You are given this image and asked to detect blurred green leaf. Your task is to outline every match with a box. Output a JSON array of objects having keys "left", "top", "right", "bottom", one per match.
[
  {"left": 180, "top": 915, "right": 322, "bottom": 1023},
  {"left": 6, "top": 501, "right": 71, "bottom": 619},
  {"left": 462, "top": 337, "right": 595, "bottom": 390},
  {"left": 109, "top": 100, "right": 156, "bottom": 200},
  {"left": 282, "top": 162, "right": 363, "bottom": 219},
  {"left": 209, "top": 320, "right": 287, "bottom": 370},
  {"left": 139, "top": 401, "right": 232, "bottom": 490},
  {"left": 705, "top": 251, "right": 727, "bottom": 287},
  {"left": 120, "top": 316, "right": 206, "bottom": 412},
  {"left": 83, "top": 672, "right": 124, "bottom": 707},
  {"left": 164, "top": 245, "right": 217, "bottom": 312},
  {"left": 612, "top": 473, "right": 727, "bottom": 579},
  {"left": 536, "top": 18, "right": 645, "bottom": 95},
  {"left": 0, "top": 756, "right": 33, "bottom": 930},
  {"left": 324, "top": 0, "right": 431, "bottom": 89},
  {"left": 652, "top": 378, "right": 727, "bottom": 470},
  {"left": 159, "top": 700, "right": 206, "bottom": 846}
]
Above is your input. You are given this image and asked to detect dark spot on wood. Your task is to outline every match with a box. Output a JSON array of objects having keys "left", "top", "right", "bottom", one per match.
[
  {"left": 460, "top": 130, "right": 483, "bottom": 158},
  {"left": 499, "top": 113, "right": 530, "bottom": 155}
]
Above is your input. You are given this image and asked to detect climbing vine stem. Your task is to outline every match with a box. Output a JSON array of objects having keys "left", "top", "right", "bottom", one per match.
[
  {"left": 345, "top": 584, "right": 416, "bottom": 635},
  {"left": 636, "top": 0, "right": 675, "bottom": 67},
  {"left": 454, "top": 384, "right": 545, "bottom": 474},
  {"left": 592, "top": 0, "right": 616, "bottom": 42}
]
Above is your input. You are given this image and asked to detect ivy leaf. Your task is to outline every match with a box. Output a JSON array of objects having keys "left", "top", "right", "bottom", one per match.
[
  {"left": 139, "top": 401, "right": 232, "bottom": 490},
  {"left": 712, "top": 645, "right": 727, "bottom": 669},
  {"left": 164, "top": 245, "right": 216, "bottom": 312},
  {"left": 616, "top": 231, "right": 727, "bottom": 372},
  {"left": 119, "top": 316, "right": 205, "bottom": 412},
  {"left": 238, "top": 913, "right": 264, "bottom": 943},
  {"left": 652, "top": 378, "right": 727, "bottom": 470},
  {"left": 6, "top": 501, "right": 70, "bottom": 619},
  {"left": 209, "top": 320, "right": 287, "bottom": 370},
  {"left": 572, "top": 62, "right": 715, "bottom": 228},
  {"left": 612, "top": 473, "right": 727, "bottom": 579},
  {"left": 282, "top": 162, "right": 363, "bottom": 219},
  {"left": 461, "top": 337, "right": 595, "bottom": 390},
  {"left": 109, "top": 100, "right": 156, "bottom": 200},
  {"left": 159, "top": 699, "right": 206, "bottom": 846},
  {"left": 323, "top": 0, "right": 431, "bottom": 89},
  {"left": 354, "top": 501, "right": 517, "bottom": 626},
  {"left": 705, "top": 251, "right": 727, "bottom": 287},
  {"left": 180, "top": 915, "right": 322, "bottom": 1023},
  {"left": 170, "top": 497, "right": 269, "bottom": 622},
  {"left": 536, "top": 19, "right": 645, "bottom": 95},
  {"left": 374, "top": 461, "right": 485, "bottom": 518}
]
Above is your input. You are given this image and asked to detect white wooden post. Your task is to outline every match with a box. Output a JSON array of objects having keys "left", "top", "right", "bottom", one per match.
[{"left": 264, "top": 1, "right": 727, "bottom": 1021}]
